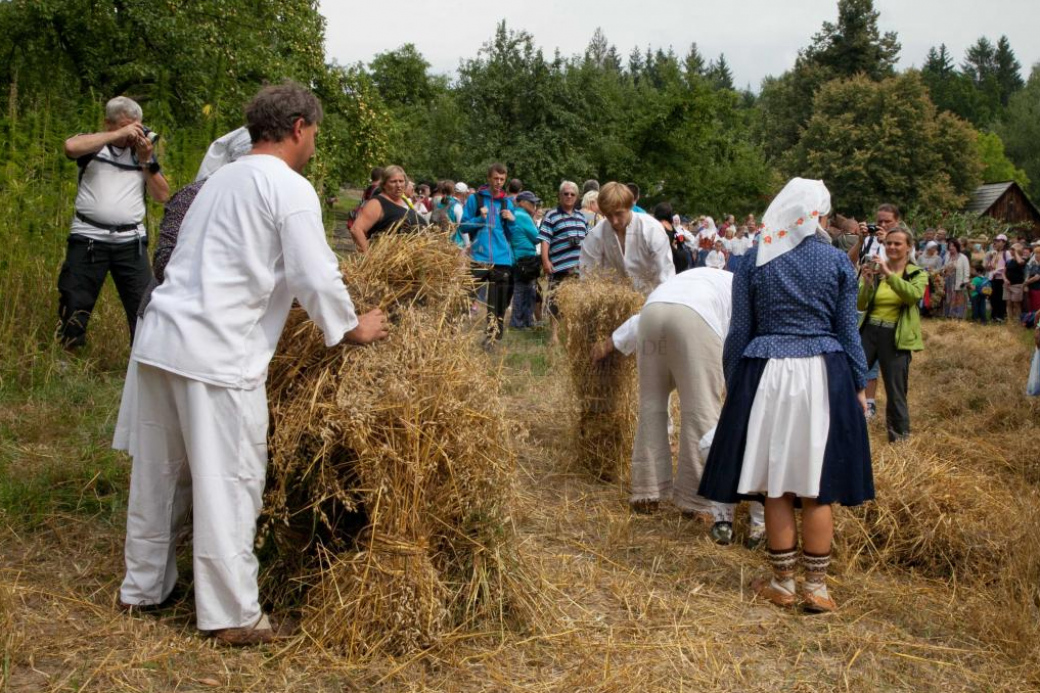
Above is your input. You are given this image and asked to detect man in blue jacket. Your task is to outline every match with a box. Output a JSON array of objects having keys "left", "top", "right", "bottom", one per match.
[{"left": 460, "top": 163, "right": 516, "bottom": 347}]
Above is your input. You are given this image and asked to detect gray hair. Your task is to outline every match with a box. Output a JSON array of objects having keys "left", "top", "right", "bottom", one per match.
[
  {"left": 559, "top": 180, "right": 579, "bottom": 195},
  {"left": 105, "top": 96, "right": 142, "bottom": 123}
]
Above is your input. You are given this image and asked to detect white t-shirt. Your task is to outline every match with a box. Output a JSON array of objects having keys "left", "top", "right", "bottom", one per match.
[
  {"left": 579, "top": 213, "right": 675, "bottom": 294},
  {"left": 861, "top": 235, "right": 888, "bottom": 263},
  {"left": 132, "top": 155, "right": 359, "bottom": 389},
  {"left": 611, "top": 268, "right": 734, "bottom": 355},
  {"left": 70, "top": 144, "right": 148, "bottom": 243}
]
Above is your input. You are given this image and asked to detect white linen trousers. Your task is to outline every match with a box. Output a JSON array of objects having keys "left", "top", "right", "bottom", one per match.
[
  {"left": 630, "top": 303, "right": 728, "bottom": 514},
  {"left": 115, "top": 362, "right": 268, "bottom": 631}
]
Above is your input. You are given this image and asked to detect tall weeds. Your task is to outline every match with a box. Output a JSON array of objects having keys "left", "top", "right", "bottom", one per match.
[{"left": 0, "top": 99, "right": 221, "bottom": 389}]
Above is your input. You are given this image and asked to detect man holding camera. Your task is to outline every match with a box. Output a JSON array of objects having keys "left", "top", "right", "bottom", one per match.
[
  {"left": 847, "top": 203, "right": 903, "bottom": 268},
  {"left": 58, "top": 96, "right": 170, "bottom": 349}
]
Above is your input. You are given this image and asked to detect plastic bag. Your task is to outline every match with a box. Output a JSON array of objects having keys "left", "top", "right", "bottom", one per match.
[{"left": 1029, "top": 349, "right": 1040, "bottom": 397}]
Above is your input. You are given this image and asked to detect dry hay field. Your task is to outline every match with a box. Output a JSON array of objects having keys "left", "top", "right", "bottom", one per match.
[{"left": 2, "top": 238, "right": 1039, "bottom": 692}]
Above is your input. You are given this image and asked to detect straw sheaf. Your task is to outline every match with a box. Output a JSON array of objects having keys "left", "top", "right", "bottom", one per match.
[
  {"left": 259, "top": 231, "right": 536, "bottom": 655},
  {"left": 556, "top": 273, "right": 645, "bottom": 483}
]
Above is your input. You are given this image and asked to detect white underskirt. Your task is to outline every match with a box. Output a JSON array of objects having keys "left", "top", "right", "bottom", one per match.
[{"left": 737, "top": 356, "right": 830, "bottom": 499}]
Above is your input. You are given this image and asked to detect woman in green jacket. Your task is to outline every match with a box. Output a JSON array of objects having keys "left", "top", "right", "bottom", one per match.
[{"left": 857, "top": 228, "right": 927, "bottom": 442}]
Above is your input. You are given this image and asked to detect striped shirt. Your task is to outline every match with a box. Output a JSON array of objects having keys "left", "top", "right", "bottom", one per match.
[{"left": 538, "top": 206, "right": 589, "bottom": 273}]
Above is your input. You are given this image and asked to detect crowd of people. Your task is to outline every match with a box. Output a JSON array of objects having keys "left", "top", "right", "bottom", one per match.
[{"left": 55, "top": 84, "right": 1039, "bottom": 644}]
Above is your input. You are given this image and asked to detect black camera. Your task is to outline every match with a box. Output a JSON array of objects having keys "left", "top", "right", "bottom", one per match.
[
  {"left": 866, "top": 224, "right": 879, "bottom": 235},
  {"left": 142, "top": 126, "right": 160, "bottom": 145}
]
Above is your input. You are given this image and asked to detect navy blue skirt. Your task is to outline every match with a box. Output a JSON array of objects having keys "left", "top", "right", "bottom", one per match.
[{"left": 698, "top": 352, "right": 874, "bottom": 507}]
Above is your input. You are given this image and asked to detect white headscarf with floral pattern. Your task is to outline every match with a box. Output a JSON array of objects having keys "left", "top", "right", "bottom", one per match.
[{"left": 755, "top": 178, "right": 831, "bottom": 267}]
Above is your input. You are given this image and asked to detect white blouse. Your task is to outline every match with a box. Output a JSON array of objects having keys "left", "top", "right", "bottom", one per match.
[{"left": 579, "top": 212, "right": 675, "bottom": 294}]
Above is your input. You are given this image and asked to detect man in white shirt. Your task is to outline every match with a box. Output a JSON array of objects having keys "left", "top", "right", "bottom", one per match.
[
  {"left": 592, "top": 268, "right": 738, "bottom": 541},
  {"left": 578, "top": 182, "right": 674, "bottom": 294},
  {"left": 115, "top": 83, "right": 388, "bottom": 645},
  {"left": 58, "top": 96, "right": 171, "bottom": 348}
]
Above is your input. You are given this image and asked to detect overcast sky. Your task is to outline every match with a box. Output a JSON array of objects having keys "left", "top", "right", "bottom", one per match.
[{"left": 320, "top": 0, "right": 1040, "bottom": 91}]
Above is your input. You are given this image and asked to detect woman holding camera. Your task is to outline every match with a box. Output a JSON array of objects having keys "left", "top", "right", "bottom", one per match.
[{"left": 857, "top": 228, "right": 927, "bottom": 442}]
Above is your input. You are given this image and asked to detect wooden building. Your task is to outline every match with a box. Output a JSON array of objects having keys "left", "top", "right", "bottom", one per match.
[{"left": 965, "top": 181, "right": 1040, "bottom": 237}]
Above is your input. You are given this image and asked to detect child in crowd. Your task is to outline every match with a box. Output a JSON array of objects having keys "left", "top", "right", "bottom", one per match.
[
  {"left": 969, "top": 262, "right": 991, "bottom": 324},
  {"left": 706, "top": 239, "right": 728, "bottom": 270}
]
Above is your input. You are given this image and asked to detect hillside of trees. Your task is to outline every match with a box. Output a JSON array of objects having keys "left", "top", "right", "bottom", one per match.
[{"left": 0, "top": 0, "right": 1036, "bottom": 218}]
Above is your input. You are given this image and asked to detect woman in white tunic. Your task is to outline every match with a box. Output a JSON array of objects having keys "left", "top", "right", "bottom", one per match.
[
  {"left": 698, "top": 179, "right": 872, "bottom": 613},
  {"left": 578, "top": 181, "right": 674, "bottom": 294}
]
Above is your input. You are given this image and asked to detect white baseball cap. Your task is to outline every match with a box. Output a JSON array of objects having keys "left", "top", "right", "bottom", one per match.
[{"left": 454, "top": 182, "right": 470, "bottom": 193}]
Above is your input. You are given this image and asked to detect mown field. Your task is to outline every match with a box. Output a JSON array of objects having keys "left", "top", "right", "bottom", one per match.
[{"left": 1, "top": 216, "right": 1039, "bottom": 690}]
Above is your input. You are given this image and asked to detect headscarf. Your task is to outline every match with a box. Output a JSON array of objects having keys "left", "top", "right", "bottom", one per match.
[
  {"left": 756, "top": 178, "right": 831, "bottom": 267},
  {"left": 195, "top": 126, "right": 253, "bottom": 181}
]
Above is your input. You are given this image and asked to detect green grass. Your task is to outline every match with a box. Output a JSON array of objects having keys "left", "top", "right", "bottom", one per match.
[{"left": 0, "top": 363, "right": 128, "bottom": 530}]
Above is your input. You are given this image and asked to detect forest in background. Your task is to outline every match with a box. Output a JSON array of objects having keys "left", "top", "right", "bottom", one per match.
[{"left": 1, "top": 0, "right": 1038, "bottom": 218}]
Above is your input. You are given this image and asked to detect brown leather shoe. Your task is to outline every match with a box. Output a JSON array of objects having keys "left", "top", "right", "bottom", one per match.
[
  {"left": 751, "top": 576, "right": 797, "bottom": 608},
  {"left": 211, "top": 614, "right": 294, "bottom": 646},
  {"left": 800, "top": 589, "right": 838, "bottom": 613}
]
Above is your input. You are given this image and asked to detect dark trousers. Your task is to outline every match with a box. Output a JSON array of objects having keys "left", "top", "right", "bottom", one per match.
[
  {"left": 860, "top": 323, "right": 912, "bottom": 442},
  {"left": 970, "top": 293, "right": 988, "bottom": 323},
  {"left": 990, "top": 278, "right": 1006, "bottom": 320},
  {"left": 471, "top": 264, "right": 512, "bottom": 342},
  {"left": 57, "top": 235, "right": 153, "bottom": 348}
]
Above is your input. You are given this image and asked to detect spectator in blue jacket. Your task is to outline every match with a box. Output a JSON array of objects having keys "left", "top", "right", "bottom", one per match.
[
  {"left": 510, "top": 191, "right": 542, "bottom": 329},
  {"left": 460, "top": 163, "right": 516, "bottom": 347}
]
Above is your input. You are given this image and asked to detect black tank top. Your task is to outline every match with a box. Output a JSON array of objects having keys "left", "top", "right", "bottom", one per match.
[{"left": 368, "top": 195, "right": 424, "bottom": 237}]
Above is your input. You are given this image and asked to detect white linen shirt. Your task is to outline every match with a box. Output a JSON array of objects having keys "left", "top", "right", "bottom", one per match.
[
  {"left": 611, "top": 268, "right": 734, "bottom": 356},
  {"left": 579, "top": 212, "right": 675, "bottom": 294},
  {"left": 132, "top": 155, "right": 359, "bottom": 389}
]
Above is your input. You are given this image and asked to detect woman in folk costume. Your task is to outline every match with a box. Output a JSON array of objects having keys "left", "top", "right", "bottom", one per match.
[{"left": 699, "top": 178, "right": 872, "bottom": 613}]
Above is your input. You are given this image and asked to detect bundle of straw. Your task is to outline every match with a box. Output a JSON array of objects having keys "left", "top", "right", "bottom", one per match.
[
  {"left": 555, "top": 274, "right": 645, "bottom": 482},
  {"left": 834, "top": 440, "right": 1026, "bottom": 579},
  {"left": 260, "top": 232, "right": 538, "bottom": 656}
]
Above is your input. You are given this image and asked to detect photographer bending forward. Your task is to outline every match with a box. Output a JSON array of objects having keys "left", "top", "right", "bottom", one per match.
[{"left": 857, "top": 228, "right": 927, "bottom": 442}]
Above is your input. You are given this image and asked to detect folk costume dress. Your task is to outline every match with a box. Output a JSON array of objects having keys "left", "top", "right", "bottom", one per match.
[{"left": 698, "top": 178, "right": 873, "bottom": 506}]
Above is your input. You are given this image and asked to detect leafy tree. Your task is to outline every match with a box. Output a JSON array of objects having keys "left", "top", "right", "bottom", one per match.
[
  {"left": 706, "top": 54, "right": 735, "bottom": 91},
  {"left": 962, "top": 37, "right": 996, "bottom": 85},
  {"left": 754, "top": 0, "right": 899, "bottom": 165},
  {"left": 993, "top": 36, "right": 1024, "bottom": 106},
  {"left": 803, "top": 0, "right": 901, "bottom": 80},
  {"left": 683, "top": 43, "right": 706, "bottom": 83},
  {"left": 996, "top": 64, "right": 1040, "bottom": 202},
  {"left": 583, "top": 28, "right": 622, "bottom": 72},
  {"left": 795, "top": 73, "right": 982, "bottom": 216},
  {"left": 920, "top": 46, "right": 992, "bottom": 126},
  {"left": 975, "top": 131, "right": 1029, "bottom": 188},
  {"left": 368, "top": 44, "right": 435, "bottom": 108}
]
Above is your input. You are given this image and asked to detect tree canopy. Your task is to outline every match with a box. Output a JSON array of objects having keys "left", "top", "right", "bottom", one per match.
[{"left": 0, "top": 0, "right": 1029, "bottom": 219}]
